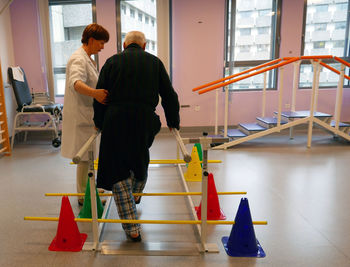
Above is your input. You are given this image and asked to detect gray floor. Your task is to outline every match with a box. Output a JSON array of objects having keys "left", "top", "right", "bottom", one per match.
[{"left": 1, "top": 129, "right": 350, "bottom": 267}]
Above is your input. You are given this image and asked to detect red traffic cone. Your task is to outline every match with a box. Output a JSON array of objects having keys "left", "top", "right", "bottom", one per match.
[
  {"left": 195, "top": 173, "right": 226, "bottom": 220},
  {"left": 49, "top": 196, "right": 87, "bottom": 252},
  {"left": 221, "top": 198, "right": 265, "bottom": 257}
]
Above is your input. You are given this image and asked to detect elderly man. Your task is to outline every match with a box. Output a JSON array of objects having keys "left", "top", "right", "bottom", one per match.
[{"left": 93, "top": 31, "right": 180, "bottom": 242}]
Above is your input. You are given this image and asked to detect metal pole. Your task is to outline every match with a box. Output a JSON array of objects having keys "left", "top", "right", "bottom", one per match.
[{"left": 88, "top": 150, "right": 99, "bottom": 250}]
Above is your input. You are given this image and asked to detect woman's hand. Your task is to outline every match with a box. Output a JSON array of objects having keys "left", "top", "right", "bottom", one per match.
[{"left": 94, "top": 89, "right": 109, "bottom": 104}]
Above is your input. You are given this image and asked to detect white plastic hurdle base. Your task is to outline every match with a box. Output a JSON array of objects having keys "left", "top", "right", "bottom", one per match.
[{"left": 100, "top": 241, "right": 199, "bottom": 256}]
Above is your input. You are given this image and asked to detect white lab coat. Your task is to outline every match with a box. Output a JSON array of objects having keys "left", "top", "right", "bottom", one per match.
[{"left": 61, "top": 46, "right": 99, "bottom": 161}]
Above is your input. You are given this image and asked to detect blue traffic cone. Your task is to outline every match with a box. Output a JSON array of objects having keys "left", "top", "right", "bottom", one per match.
[{"left": 221, "top": 198, "right": 265, "bottom": 257}]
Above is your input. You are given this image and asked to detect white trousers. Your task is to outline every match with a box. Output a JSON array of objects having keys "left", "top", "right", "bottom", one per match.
[{"left": 76, "top": 161, "right": 89, "bottom": 199}]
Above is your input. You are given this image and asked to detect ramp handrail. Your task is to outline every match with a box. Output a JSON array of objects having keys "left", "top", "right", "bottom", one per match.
[
  {"left": 194, "top": 55, "right": 348, "bottom": 95},
  {"left": 192, "top": 58, "right": 283, "bottom": 92}
]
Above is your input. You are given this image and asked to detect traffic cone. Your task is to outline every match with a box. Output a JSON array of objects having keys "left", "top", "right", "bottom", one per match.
[
  {"left": 195, "top": 173, "right": 226, "bottom": 220},
  {"left": 78, "top": 179, "right": 104, "bottom": 219},
  {"left": 184, "top": 146, "right": 202, "bottom": 182},
  {"left": 221, "top": 198, "right": 266, "bottom": 257},
  {"left": 49, "top": 196, "right": 87, "bottom": 252},
  {"left": 186, "top": 143, "right": 202, "bottom": 168},
  {"left": 194, "top": 143, "right": 203, "bottom": 167}
]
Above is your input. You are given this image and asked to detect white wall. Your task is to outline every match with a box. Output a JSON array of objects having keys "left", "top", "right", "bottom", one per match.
[{"left": 0, "top": 0, "right": 16, "bottom": 137}]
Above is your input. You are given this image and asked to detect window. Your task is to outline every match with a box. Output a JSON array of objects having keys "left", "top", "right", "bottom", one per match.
[
  {"left": 313, "top": 41, "right": 325, "bottom": 49},
  {"left": 121, "top": 4, "right": 126, "bottom": 15},
  {"left": 49, "top": 0, "right": 94, "bottom": 96},
  {"left": 130, "top": 8, "right": 135, "bottom": 18},
  {"left": 335, "top": 22, "right": 346, "bottom": 30},
  {"left": 257, "top": 26, "right": 269, "bottom": 35},
  {"left": 225, "top": 0, "right": 281, "bottom": 90},
  {"left": 314, "top": 23, "right": 327, "bottom": 31},
  {"left": 120, "top": 0, "right": 157, "bottom": 56},
  {"left": 138, "top": 12, "right": 142, "bottom": 22},
  {"left": 239, "top": 28, "right": 251, "bottom": 36},
  {"left": 300, "top": 0, "right": 350, "bottom": 88}
]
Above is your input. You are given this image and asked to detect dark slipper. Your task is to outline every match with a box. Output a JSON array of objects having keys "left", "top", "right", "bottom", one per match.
[
  {"left": 126, "top": 232, "right": 142, "bottom": 242},
  {"left": 134, "top": 196, "right": 142, "bottom": 204}
]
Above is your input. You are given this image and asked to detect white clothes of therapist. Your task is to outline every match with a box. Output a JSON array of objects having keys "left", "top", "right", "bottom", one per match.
[{"left": 61, "top": 23, "right": 109, "bottom": 204}]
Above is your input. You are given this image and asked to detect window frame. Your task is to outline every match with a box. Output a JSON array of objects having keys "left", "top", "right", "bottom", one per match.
[
  {"left": 49, "top": 0, "right": 96, "bottom": 97},
  {"left": 224, "top": 0, "right": 282, "bottom": 91},
  {"left": 300, "top": 0, "right": 350, "bottom": 89}
]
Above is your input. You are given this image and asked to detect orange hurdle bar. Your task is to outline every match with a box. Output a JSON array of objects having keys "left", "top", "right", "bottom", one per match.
[
  {"left": 197, "top": 57, "right": 299, "bottom": 95},
  {"left": 192, "top": 58, "right": 282, "bottom": 92}
]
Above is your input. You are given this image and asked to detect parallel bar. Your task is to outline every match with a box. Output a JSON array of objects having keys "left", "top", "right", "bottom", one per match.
[
  {"left": 72, "top": 159, "right": 222, "bottom": 165},
  {"left": 24, "top": 217, "right": 267, "bottom": 225},
  {"left": 172, "top": 129, "right": 191, "bottom": 162},
  {"left": 45, "top": 191, "right": 247, "bottom": 197}
]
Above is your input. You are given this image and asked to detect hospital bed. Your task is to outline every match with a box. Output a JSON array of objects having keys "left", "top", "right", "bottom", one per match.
[{"left": 8, "top": 67, "right": 63, "bottom": 149}]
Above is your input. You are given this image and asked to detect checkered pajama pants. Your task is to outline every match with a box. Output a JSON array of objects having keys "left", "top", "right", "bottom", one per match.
[{"left": 112, "top": 176, "right": 147, "bottom": 235}]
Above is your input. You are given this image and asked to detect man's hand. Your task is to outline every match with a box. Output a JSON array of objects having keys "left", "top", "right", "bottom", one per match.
[{"left": 94, "top": 89, "right": 109, "bottom": 105}]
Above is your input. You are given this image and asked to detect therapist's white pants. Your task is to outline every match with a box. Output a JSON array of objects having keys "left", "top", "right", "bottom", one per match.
[{"left": 76, "top": 161, "right": 89, "bottom": 199}]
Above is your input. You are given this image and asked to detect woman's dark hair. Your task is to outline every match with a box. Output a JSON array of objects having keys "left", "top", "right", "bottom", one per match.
[{"left": 81, "top": 23, "right": 109, "bottom": 44}]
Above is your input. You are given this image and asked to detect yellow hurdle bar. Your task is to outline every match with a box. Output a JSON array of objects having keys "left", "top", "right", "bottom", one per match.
[
  {"left": 24, "top": 216, "right": 267, "bottom": 225},
  {"left": 149, "top": 159, "right": 222, "bottom": 164},
  {"left": 45, "top": 191, "right": 247, "bottom": 197}
]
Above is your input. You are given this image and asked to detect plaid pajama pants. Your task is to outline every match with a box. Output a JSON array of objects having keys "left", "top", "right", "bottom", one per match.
[{"left": 112, "top": 176, "right": 147, "bottom": 235}]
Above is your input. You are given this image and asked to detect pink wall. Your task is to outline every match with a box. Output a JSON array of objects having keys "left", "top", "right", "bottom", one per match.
[
  {"left": 10, "top": 0, "right": 46, "bottom": 93},
  {"left": 172, "top": 0, "right": 226, "bottom": 127}
]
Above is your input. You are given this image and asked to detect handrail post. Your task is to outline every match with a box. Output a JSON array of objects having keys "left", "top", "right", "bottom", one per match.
[
  {"left": 224, "top": 86, "right": 229, "bottom": 139},
  {"left": 215, "top": 89, "right": 219, "bottom": 135},
  {"left": 291, "top": 60, "right": 301, "bottom": 112},
  {"left": 200, "top": 133, "right": 210, "bottom": 252},
  {"left": 277, "top": 66, "right": 284, "bottom": 128},
  {"left": 88, "top": 149, "right": 99, "bottom": 250},
  {"left": 334, "top": 63, "right": 345, "bottom": 130},
  {"left": 307, "top": 60, "right": 321, "bottom": 148},
  {"left": 262, "top": 71, "right": 267, "bottom": 117}
]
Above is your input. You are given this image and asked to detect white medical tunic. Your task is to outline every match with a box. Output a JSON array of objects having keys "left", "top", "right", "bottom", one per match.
[{"left": 61, "top": 47, "right": 99, "bottom": 161}]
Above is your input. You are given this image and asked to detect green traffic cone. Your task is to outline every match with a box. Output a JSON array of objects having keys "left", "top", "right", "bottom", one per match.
[
  {"left": 195, "top": 143, "right": 203, "bottom": 167},
  {"left": 78, "top": 179, "right": 104, "bottom": 219}
]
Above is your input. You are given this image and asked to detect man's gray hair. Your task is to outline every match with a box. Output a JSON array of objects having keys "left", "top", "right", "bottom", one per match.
[{"left": 124, "top": 31, "right": 146, "bottom": 47}]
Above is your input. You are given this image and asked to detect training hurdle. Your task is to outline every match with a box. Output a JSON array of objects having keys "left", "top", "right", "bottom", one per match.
[{"left": 25, "top": 129, "right": 266, "bottom": 255}]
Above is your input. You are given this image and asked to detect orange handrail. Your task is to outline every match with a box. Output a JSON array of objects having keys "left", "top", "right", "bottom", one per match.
[
  {"left": 334, "top": 56, "right": 350, "bottom": 68},
  {"left": 300, "top": 55, "right": 334, "bottom": 60},
  {"left": 198, "top": 57, "right": 299, "bottom": 95},
  {"left": 314, "top": 59, "right": 350, "bottom": 81},
  {"left": 192, "top": 58, "right": 282, "bottom": 92},
  {"left": 194, "top": 55, "right": 349, "bottom": 95}
]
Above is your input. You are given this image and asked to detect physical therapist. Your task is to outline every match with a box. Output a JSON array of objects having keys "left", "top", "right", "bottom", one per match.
[{"left": 61, "top": 23, "right": 109, "bottom": 206}]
